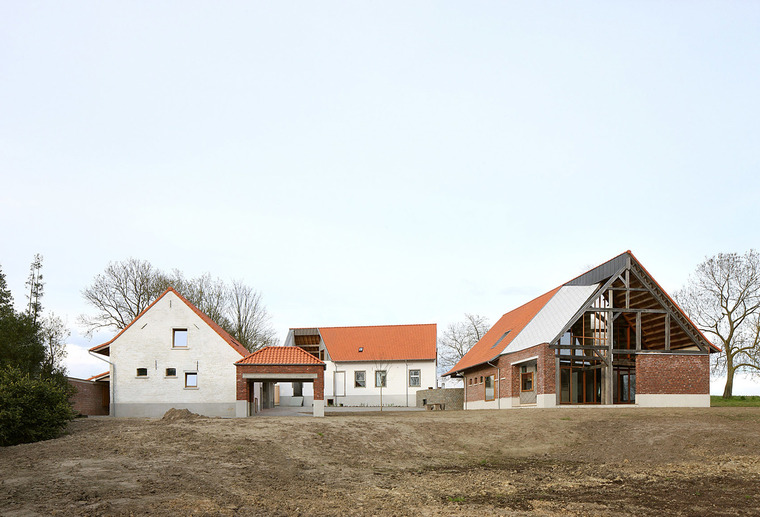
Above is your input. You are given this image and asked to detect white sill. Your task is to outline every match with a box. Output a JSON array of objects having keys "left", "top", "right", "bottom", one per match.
[
  {"left": 172, "top": 347, "right": 189, "bottom": 350},
  {"left": 165, "top": 376, "right": 177, "bottom": 379},
  {"left": 184, "top": 386, "right": 199, "bottom": 390},
  {"left": 135, "top": 376, "right": 148, "bottom": 379}
]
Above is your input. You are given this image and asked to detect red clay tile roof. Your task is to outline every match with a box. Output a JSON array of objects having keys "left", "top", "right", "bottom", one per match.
[
  {"left": 89, "top": 288, "right": 249, "bottom": 357},
  {"left": 315, "top": 324, "right": 437, "bottom": 362},
  {"left": 236, "top": 346, "right": 325, "bottom": 365},
  {"left": 445, "top": 287, "right": 561, "bottom": 376},
  {"left": 87, "top": 371, "right": 110, "bottom": 381}
]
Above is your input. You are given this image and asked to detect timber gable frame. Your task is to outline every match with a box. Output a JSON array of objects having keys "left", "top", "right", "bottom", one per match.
[{"left": 448, "top": 251, "right": 718, "bottom": 408}]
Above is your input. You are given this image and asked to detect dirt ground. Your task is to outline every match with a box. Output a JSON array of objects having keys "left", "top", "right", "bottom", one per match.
[{"left": 2, "top": 407, "right": 760, "bottom": 516}]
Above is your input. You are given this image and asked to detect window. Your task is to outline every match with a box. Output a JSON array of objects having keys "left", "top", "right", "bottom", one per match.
[
  {"left": 468, "top": 378, "right": 472, "bottom": 385},
  {"left": 485, "top": 375, "right": 495, "bottom": 401},
  {"left": 136, "top": 368, "right": 148, "bottom": 377},
  {"left": 185, "top": 372, "right": 198, "bottom": 388},
  {"left": 409, "top": 369, "right": 421, "bottom": 387},
  {"left": 355, "top": 371, "right": 366, "bottom": 388},
  {"left": 165, "top": 368, "right": 176, "bottom": 377},
  {"left": 173, "top": 329, "right": 188, "bottom": 348},
  {"left": 319, "top": 349, "right": 325, "bottom": 361},
  {"left": 521, "top": 372, "right": 534, "bottom": 392},
  {"left": 480, "top": 376, "right": 483, "bottom": 383},
  {"left": 375, "top": 370, "right": 387, "bottom": 388}
]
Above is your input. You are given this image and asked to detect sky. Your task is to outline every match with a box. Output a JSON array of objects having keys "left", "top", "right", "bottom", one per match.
[{"left": 1, "top": 2, "right": 759, "bottom": 394}]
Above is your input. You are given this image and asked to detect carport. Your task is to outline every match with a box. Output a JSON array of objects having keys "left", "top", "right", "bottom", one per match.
[{"left": 235, "top": 346, "right": 325, "bottom": 417}]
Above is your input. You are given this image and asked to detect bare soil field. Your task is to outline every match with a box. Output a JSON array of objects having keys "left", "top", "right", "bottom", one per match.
[{"left": 2, "top": 407, "right": 760, "bottom": 516}]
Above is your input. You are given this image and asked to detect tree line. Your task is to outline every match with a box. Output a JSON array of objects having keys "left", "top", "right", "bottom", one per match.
[{"left": 0, "top": 256, "right": 74, "bottom": 446}]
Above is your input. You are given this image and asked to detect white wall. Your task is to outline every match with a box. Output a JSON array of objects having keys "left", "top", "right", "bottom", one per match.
[
  {"left": 320, "top": 360, "right": 436, "bottom": 406},
  {"left": 110, "top": 291, "right": 244, "bottom": 417}
]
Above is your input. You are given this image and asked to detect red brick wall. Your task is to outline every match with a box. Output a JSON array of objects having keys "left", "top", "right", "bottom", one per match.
[
  {"left": 68, "top": 379, "right": 109, "bottom": 416},
  {"left": 236, "top": 365, "right": 325, "bottom": 401},
  {"left": 463, "top": 343, "right": 555, "bottom": 402},
  {"left": 636, "top": 354, "right": 709, "bottom": 395}
]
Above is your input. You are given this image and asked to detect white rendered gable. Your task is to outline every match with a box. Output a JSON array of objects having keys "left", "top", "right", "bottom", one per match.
[{"left": 500, "top": 284, "right": 600, "bottom": 356}]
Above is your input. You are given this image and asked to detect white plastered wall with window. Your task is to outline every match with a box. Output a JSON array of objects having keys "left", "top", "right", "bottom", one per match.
[
  {"left": 317, "top": 359, "right": 436, "bottom": 407},
  {"left": 109, "top": 291, "right": 243, "bottom": 417}
]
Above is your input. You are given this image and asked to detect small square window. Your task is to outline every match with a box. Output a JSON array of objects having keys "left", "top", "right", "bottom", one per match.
[
  {"left": 166, "top": 368, "right": 176, "bottom": 377},
  {"left": 355, "top": 370, "right": 366, "bottom": 388},
  {"left": 375, "top": 370, "right": 387, "bottom": 388},
  {"left": 136, "top": 368, "right": 148, "bottom": 377},
  {"left": 173, "top": 329, "right": 188, "bottom": 348},
  {"left": 185, "top": 372, "right": 198, "bottom": 388},
  {"left": 409, "top": 369, "right": 421, "bottom": 387}
]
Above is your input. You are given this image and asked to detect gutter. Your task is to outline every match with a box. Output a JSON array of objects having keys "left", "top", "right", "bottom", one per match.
[{"left": 487, "top": 360, "right": 500, "bottom": 409}]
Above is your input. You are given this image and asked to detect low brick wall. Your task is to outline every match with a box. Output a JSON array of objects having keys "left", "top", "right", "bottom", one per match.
[
  {"left": 415, "top": 388, "right": 464, "bottom": 410},
  {"left": 68, "top": 378, "right": 109, "bottom": 416},
  {"left": 637, "top": 354, "right": 709, "bottom": 395}
]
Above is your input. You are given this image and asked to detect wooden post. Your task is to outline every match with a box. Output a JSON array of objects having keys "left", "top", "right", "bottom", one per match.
[
  {"left": 636, "top": 312, "right": 642, "bottom": 351},
  {"left": 665, "top": 313, "right": 670, "bottom": 351}
]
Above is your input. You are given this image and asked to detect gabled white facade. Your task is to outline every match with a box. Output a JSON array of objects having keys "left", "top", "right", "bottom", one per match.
[
  {"left": 100, "top": 290, "right": 245, "bottom": 417},
  {"left": 280, "top": 329, "right": 437, "bottom": 407}
]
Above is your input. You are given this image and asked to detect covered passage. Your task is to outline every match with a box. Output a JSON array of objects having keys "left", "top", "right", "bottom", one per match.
[{"left": 235, "top": 346, "right": 326, "bottom": 417}]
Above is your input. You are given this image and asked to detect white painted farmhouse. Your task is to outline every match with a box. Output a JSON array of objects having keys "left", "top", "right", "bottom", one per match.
[
  {"left": 89, "top": 288, "right": 254, "bottom": 417},
  {"left": 280, "top": 324, "right": 437, "bottom": 407}
]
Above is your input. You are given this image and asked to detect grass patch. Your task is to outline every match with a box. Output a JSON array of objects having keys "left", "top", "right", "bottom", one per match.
[{"left": 711, "top": 395, "right": 760, "bottom": 407}]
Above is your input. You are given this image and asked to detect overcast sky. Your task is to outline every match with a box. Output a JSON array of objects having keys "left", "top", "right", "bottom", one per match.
[{"left": 2, "top": 2, "right": 759, "bottom": 393}]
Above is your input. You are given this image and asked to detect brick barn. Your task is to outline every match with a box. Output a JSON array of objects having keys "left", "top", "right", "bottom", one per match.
[{"left": 446, "top": 251, "right": 719, "bottom": 409}]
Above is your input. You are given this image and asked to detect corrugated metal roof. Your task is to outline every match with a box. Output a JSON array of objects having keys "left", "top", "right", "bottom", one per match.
[
  {"left": 566, "top": 252, "right": 628, "bottom": 286},
  {"left": 445, "top": 288, "right": 561, "bottom": 375},
  {"left": 501, "top": 284, "right": 600, "bottom": 355}
]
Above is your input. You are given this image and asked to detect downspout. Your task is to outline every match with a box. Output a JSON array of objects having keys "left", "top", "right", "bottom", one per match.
[
  {"left": 89, "top": 351, "right": 115, "bottom": 417},
  {"left": 487, "top": 360, "right": 500, "bottom": 409},
  {"left": 405, "top": 360, "right": 408, "bottom": 407}
]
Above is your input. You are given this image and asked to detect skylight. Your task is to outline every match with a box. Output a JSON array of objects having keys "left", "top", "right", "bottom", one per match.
[{"left": 491, "top": 330, "right": 511, "bottom": 349}]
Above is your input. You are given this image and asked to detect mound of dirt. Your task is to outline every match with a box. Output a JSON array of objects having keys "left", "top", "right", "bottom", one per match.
[{"left": 161, "top": 408, "right": 201, "bottom": 421}]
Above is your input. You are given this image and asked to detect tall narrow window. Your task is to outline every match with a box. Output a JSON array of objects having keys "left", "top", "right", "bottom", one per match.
[
  {"left": 173, "top": 329, "right": 188, "bottom": 348},
  {"left": 485, "top": 375, "right": 495, "bottom": 401},
  {"left": 355, "top": 371, "right": 366, "bottom": 388},
  {"left": 375, "top": 370, "right": 387, "bottom": 388},
  {"left": 521, "top": 372, "right": 534, "bottom": 392},
  {"left": 409, "top": 369, "right": 421, "bottom": 387},
  {"left": 185, "top": 372, "right": 198, "bottom": 388}
]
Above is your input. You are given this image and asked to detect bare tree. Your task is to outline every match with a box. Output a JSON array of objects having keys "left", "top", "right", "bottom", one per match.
[
  {"left": 674, "top": 250, "right": 760, "bottom": 398},
  {"left": 80, "top": 260, "right": 278, "bottom": 352},
  {"left": 79, "top": 258, "right": 166, "bottom": 335},
  {"left": 438, "top": 313, "right": 491, "bottom": 374},
  {"left": 41, "top": 313, "right": 69, "bottom": 375},
  {"left": 225, "top": 280, "right": 278, "bottom": 352},
  {"left": 165, "top": 271, "right": 228, "bottom": 326}
]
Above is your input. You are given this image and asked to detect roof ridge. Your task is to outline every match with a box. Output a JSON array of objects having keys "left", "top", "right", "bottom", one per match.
[
  {"left": 90, "top": 287, "right": 248, "bottom": 357},
  {"left": 292, "top": 323, "right": 436, "bottom": 331}
]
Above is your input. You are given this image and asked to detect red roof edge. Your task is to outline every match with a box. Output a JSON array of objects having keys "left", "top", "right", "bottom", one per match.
[
  {"left": 86, "top": 371, "right": 110, "bottom": 381},
  {"left": 89, "top": 288, "right": 249, "bottom": 357}
]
